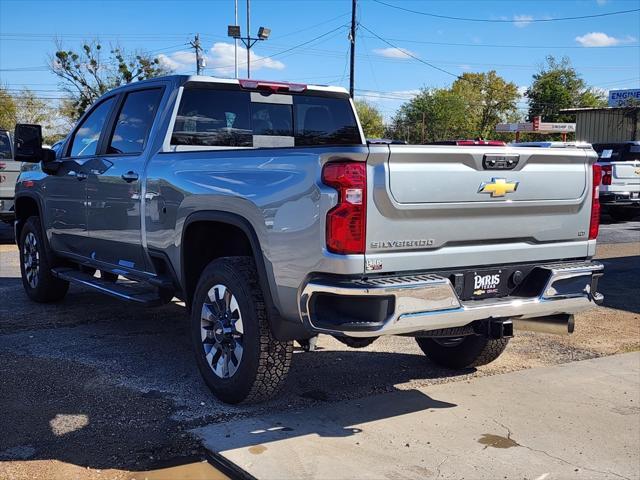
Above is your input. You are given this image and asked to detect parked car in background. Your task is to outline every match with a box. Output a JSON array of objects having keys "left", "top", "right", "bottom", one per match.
[
  {"left": 592, "top": 141, "right": 640, "bottom": 221},
  {"left": 0, "top": 128, "right": 19, "bottom": 223}
]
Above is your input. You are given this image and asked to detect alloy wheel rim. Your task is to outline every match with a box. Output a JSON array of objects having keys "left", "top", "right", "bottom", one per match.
[
  {"left": 23, "top": 232, "right": 40, "bottom": 289},
  {"left": 200, "top": 284, "right": 244, "bottom": 379}
]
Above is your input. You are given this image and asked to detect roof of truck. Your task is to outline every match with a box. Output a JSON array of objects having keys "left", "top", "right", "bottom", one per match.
[{"left": 110, "top": 74, "right": 349, "bottom": 95}]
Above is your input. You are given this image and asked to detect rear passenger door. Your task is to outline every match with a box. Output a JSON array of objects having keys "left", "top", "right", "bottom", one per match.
[{"left": 86, "top": 87, "right": 164, "bottom": 273}]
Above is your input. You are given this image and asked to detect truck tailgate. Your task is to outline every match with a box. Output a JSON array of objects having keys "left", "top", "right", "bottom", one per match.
[
  {"left": 365, "top": 144, "right": 596, "bottom": 273},
  {"left": 0, "top": 160, "right": 21, "bottom": 200},
  {"left": 612, "top": 160, "right": 640, "bottom": 185}
]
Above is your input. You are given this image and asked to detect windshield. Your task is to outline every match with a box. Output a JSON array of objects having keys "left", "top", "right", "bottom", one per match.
[{"left": 593, "top": 143, "right": 640, "bottom": 162}]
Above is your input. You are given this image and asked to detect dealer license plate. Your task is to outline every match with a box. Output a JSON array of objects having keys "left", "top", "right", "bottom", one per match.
[{"left": 463, "top": 269, "right": 507, "bottom": 299}]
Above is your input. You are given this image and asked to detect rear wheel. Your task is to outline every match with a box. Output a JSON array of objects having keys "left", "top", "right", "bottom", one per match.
[
  {"left": 190, "top": 257, "right": 293, "bottom": 404},
  {"left": 415, "top": 335, "right": 509, "bottom": 369},
  {"left": 19, "top": 216, "right": 69, "bottom": 303}
]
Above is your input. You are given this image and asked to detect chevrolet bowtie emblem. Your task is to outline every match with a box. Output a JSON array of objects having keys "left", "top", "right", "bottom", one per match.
[{"left": 478, "top": 178, "right": 519, "bottom": 197}]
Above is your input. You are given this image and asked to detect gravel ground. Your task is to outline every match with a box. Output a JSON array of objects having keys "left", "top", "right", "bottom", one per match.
[{"left": 0, "top": 220, "right": 638, "bottom": 479}]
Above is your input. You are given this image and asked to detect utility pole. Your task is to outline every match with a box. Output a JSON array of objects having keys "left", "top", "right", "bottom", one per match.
[
  {"left": 349, "top": 0, "right": 357, "bottom": 98},
  {"left": 190, "top": 34, "right": 205, "bottom": 75}
]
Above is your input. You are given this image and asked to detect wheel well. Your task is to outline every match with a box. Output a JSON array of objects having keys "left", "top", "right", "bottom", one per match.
[
  {"left": 14, "top": 196, "right": 40, "bottom": 240},
  {"left": 182, "top": 220, "right": 254, "bottom": 305}
]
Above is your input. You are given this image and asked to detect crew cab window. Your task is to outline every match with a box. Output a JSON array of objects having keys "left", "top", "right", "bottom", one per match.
[
  {"left": 172, "top": 89, "right": 252, "bottom": 147},
  {"left": 171, "top": 87, "right": 361, "bottom": 148},
  {"left": 293, "top": 95, "right": 360, "bottom": 146},
  {"left": 69, "top": 97, "right": 116, "bottom": 157},
  {"left": 107, "top": 88, "right": 163, "bottom": 154}
]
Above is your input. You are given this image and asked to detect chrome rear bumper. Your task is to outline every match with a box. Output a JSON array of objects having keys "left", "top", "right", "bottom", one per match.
[{"left": 298, "top": 261, "right": 604, "bottom": 338}]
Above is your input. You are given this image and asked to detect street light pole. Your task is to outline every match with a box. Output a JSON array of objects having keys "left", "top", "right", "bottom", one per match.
[
  {"left": 227, "top": 3, "right": 270, "bottom": 80},
  {"left": 246, "top": 0, "right": 251, "bottom": 78},
  {"left": 234, "top": 0, "right": 239, "bottom": 78}
]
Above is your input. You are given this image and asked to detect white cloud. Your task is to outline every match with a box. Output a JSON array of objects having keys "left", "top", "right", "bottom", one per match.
[
  {"left": 513, "top": 15, "right": 533, "bottom": 28},
  {"left": 596, "top": 0, "right": 608, "bottom": 5},
  {"left": 575, "top": 32, "right": 637, "bottom": 47},
  {"left": 372, "top": 47, "right": 416, "bottom": 59},
  {"left": 158, "top": 42, "right": 285, "bottom": 75}
]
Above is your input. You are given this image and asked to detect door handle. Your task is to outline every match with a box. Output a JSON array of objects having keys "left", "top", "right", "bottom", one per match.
[
  {"left": 76, "top": 171, "right": 88, "bottom": 181},
  {"left": 121, "top": 171, "right": 139, "bottom": 183}
]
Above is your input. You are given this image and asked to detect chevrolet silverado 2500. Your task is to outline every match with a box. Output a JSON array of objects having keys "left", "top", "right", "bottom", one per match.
[{"left": 13, "top": 76, "right": 604, "bottom": 404}]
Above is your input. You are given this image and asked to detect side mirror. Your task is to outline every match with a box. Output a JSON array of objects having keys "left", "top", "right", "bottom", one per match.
[{"left": 14, "top": 124, "right": 44, "bottom": 163}]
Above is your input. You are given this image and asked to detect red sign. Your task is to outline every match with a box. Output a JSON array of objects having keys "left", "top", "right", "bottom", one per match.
[{"left": 532, "top": 116, "right": 541, "bottom": 131}]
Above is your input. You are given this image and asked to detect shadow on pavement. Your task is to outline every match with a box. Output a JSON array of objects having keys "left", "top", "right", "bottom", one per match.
[
  {"left": 599, "top": 255, "right": 640, "bottom": 314},
  {"left": 0, "top": 222, "right": 14, "bottom": 245}
]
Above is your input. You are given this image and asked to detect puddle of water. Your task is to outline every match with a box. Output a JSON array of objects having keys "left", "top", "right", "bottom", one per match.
[
  {"left": 478, "top": 433, "right": 519, "bottom": 449},
  {"left": 248, "top": 445, "right": 267, "bottom": 455},
  {"left": 135, "top": 460, "right": 228, "bottom": 480}
]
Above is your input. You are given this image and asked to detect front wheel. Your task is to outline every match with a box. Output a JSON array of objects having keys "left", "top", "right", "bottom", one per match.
[
  {"left": 415, "top": 335, "right": 509, "bottom": 369},
  {"left": 19, "top": 216, "right": 69, "bottom": 303},
  {"left": 190, "top": 257, "right": 293, "bottom": 404}
]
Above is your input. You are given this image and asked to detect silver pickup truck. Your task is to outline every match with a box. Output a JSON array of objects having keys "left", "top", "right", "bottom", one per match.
[{"left": 13, "top": 75, "right": 604, "bottom": 404}]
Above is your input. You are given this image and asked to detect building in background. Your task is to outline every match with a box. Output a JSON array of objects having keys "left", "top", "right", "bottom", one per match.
[{"left": 560, "top": 107, "right": 639, "bottom": 143}]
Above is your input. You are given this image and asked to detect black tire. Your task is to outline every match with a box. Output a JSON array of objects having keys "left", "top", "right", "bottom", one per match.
[
  {"left": 415, "top": 335, "right": 509, "bottom": 369},
  {"left": 609, "top": 208, "right": 638, "bottom": 222},
  {"left": 190, "top": 256, "right": 293, "bottom": 404},
  {"left": 333, "top": 336, "right": 378, "bottom": 349},
  {"left": 19, "top": 216, "right": 69, "bottom": 303}
]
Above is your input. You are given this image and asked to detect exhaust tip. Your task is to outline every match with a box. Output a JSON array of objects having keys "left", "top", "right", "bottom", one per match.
[{"left": 514, "top": 314, "right": 574, "bottom": 336}]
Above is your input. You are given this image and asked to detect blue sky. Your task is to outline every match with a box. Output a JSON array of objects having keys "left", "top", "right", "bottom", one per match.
[{"left": 1, "top": 0, "right": 639, "bottom": 120}]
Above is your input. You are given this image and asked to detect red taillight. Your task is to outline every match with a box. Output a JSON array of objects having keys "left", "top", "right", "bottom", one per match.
[
  {"left": 601, "top": 164, "right": 612, "bottom": 185},
  {"left": 589, "top": 164, "right": 602, "bottom": 240},
  {"left": 322, "top": 161, "right": 366, "bottom": 254}
]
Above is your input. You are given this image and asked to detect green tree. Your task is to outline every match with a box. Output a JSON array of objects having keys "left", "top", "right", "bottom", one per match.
[
  {"left": 354, "top": 100, "right": 385, "bottom": 138},
  {"left": 0, "top": 87, "right": 17, "bottom": 131},
  {"left": 451, "top": 71, "right": 519, "bottom": 138},
  {"left": 388, "top": 88, "right": 469, "bottom": 144},
  {"left": 50, "top": 40, "right": 171, "bottom": 121},
  {"left": 15, "top": 88, "right": 52, "bottom": 126},
  {"left": 526, "top": 56, "right": 607, "bottom": 123}
]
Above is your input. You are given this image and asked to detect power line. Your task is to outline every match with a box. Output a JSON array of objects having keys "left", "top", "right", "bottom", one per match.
[
  {"left": 358, "top": 34, "right": 640, "bottom": 50},
  {"left": 358, "top": 23, "right": 459, "bottom": 78},
  {"left": 373, "top": 0, "right": 640, "bottom": 23}
]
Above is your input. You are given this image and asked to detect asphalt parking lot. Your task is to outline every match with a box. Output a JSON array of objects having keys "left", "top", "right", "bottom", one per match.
[{"left": 0, "top": 218, "right": 638, "bottom": 479}]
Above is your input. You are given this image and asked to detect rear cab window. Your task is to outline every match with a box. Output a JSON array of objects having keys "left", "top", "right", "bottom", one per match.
[
  {"left": 170, "top": 84, "right": 362, "bottom": 149},
  {"left": 593, "top": 143, "right": 640, "bottom": 162}
]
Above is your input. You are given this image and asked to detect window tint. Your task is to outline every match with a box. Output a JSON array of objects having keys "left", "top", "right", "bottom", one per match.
[
  {"left": 0, "top": 131, "right": 11, "bottom": 159},
  {"left": 171, "top": 87, "right": 362, "bottom": 148},
  {"left": 294, "top": 95, "right": 360, "bottom": 146},
  {"left": 172, "top": 89, "right": 252, "bottom": 147},
  {"left": 251, "top": 103, "right": 293, "bottom": 136},
  {"left": 69, "top": 97, "right": 116, "bottom": 157},
  {"left": 593, "top": 144, "right": 640, "bottom": 162},
  {"left": 108, "top": 89, "right": 163, "bottom": 154}
]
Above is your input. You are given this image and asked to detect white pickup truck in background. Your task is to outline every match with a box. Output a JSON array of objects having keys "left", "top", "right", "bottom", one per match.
[
  {"left": 0, "top": 129, "right": 19, "bottom": 223},
  {"left": 592, "top": 141, "right": 640, "bottom": 221}
]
